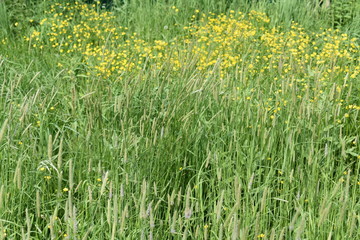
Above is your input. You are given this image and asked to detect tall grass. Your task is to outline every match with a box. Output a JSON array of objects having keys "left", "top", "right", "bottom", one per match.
[{"left": 0, "top": 0, "right": 359, "bottom": 239}]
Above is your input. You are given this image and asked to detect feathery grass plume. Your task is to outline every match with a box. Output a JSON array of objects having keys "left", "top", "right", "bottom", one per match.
[
  {"left": 21, "top": 228, "right": 25, "bottom": 239},
  {"left": 269, "top": 228, "right": 276, "bottom": 240},
  {"left": 194, "top": 225, "right": 200, "bottom": 238},
  {"left": 88, "top": 186, "right": 93, "bottom": 202},
  {"left": 69, "top": 158, "right": 74, "bottom": 191},
  {"left": 178, "top": 213, "right": 183, "bottom": 233},
  {"left": 260, "top": 187, "right": 268, "bottom": 212},
  {"left": 87, "top": 157, "right": 93, "bottom": 173},
  {"left": 231, "top": 213, "right": 239, "bottom": 240},
  {"left": 224, "top": 200, "right": 240, "bottom": 228},
  {"left": 13, "top": 159, "right": 22, "bottom": 190},
  {"left": 184, "top": 186, "right": 192, "bottom": 219},
  {"left": 177, "top": 187, "right": 182, "bottom": 206},
  {"left": 108, "top": 181, "right": 113, "bottom": 199},
  {"left": 348, "top": 212, "right": 357, "bottom": 238},
  {"left": 337, "top": 171, "right": 350, "bottom": 227},
  {"left": 217, "top": 167, "right": 222, "bottom": 181},
  {"left": 295, "top": 214, "right": 306, "bottom": 240},
  {"left": 107, "top": 199, "right": 112, "bottom": 226},
  {"left": 154, "top": 199, "right": 162, "bottom": 213},
  {"left": 119, "top": 204, "right": 128, "bottom": 235},
  {"left": 0, "top": 119, "right": 8, "bottom": 143},
  {"left": 47, "top": 134, "right": 52, "bottom": 160},
  {"left": 111, "top": 195, "right": 118, "bottom": 240},
  {"left": 120, "top": 183, "right": 124, "bottom": 197},
  {"left": 240, "top": 227, "right": 249, "bottom": 240},
  {"left": 289, "top": 208, "right": 300, "bottom": 231},
  {"left": 218, "top": 224, "right": 223, "bottom": 240},
  {"left": 248, "top": 173, "right": 255, "bottom": 190},
  {"left": 254, "top": 213, "right": 260, "bottom": 240},
  {"left": 100, "top": 171, "right": 109, "bottom": 196},
  {"left": 57, "top": 137, "right": 63, "bottom": 196},
  {"left": 153, "top": 182, "right": 157, "bottom": 197},
  {"left": 215, "top": 190, "right": 225, "bottom": 223},
  {"left": 170, "top": 189, "right": 176, "bottom": 206},
  {"left": 71, "top": 205, "right": 78, "bottom": 236},
  {"left": 149, "top": 201, "right": 155, "bottom": 228},
  {"left": 319, "top": 202, "right": 332, "bottom": 227},
  {"left": 139, "top": 179, "right": 147, "bottom": 219},
  {"left": 18, "top": 101, "right": 28, "bottom": 123},
  {"left": 25, "top": 208, "right": 31, "bottom": 240},
  {"left": 36, "top": 190, "right": 40, "bottom": 218},
  {"left": 65, "top": 200, "right": 69, "bottom": 235},
  {"left": 170, "top": 210, "right": 177, "bottom": 234},
  {"left": 141, "top": 229, "right": 145, "bottom": 240}
]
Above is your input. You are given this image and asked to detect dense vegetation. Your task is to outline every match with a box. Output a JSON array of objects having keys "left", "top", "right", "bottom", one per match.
[{"left": 0, "top": 0, "right": 359, "bottom": 239}]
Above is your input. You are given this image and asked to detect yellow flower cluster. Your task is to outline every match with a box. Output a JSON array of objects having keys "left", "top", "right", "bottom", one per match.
[
  {"left": 27, "top": 2, "right": 182, "bottom": 79},
  {"left": 27, "top": 2, "right": 359, "bottom": 110},
  {"left": 346, "top": 104, "right": 360, "bottom": 110}
]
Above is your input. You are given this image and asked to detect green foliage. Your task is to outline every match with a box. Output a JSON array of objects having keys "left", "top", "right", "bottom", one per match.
[
  {"left": 330, "top": 0, "right": 357, "bottom": 28},
  {"left": 0, "top": 0, "right": 359, "bottom": 239},
  {"left": 0, "top": 0, "right": 46, "bottom": 39}
]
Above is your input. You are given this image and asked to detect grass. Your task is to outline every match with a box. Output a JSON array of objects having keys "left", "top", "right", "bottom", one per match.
[{"left": 0, "top": 0, "right": 359, "bottom": 239}]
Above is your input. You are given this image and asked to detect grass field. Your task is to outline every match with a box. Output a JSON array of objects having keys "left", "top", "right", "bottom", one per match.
[{"left": 0, "top": 0, "right": 359, "bottom": 239}]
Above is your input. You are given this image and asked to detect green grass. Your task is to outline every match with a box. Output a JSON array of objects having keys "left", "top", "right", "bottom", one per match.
[{"left": 0, "top": 0, "right": 359, "bottom": 239}]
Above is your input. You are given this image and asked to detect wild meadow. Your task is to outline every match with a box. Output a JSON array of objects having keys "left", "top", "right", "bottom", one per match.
[{"left": 0, "top": 0, "right": 359, "bottom": 239}]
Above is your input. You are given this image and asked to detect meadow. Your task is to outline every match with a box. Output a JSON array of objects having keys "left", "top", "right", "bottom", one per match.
[{"left": 0, "top": 0, "right": 359, "bottom": 239}]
